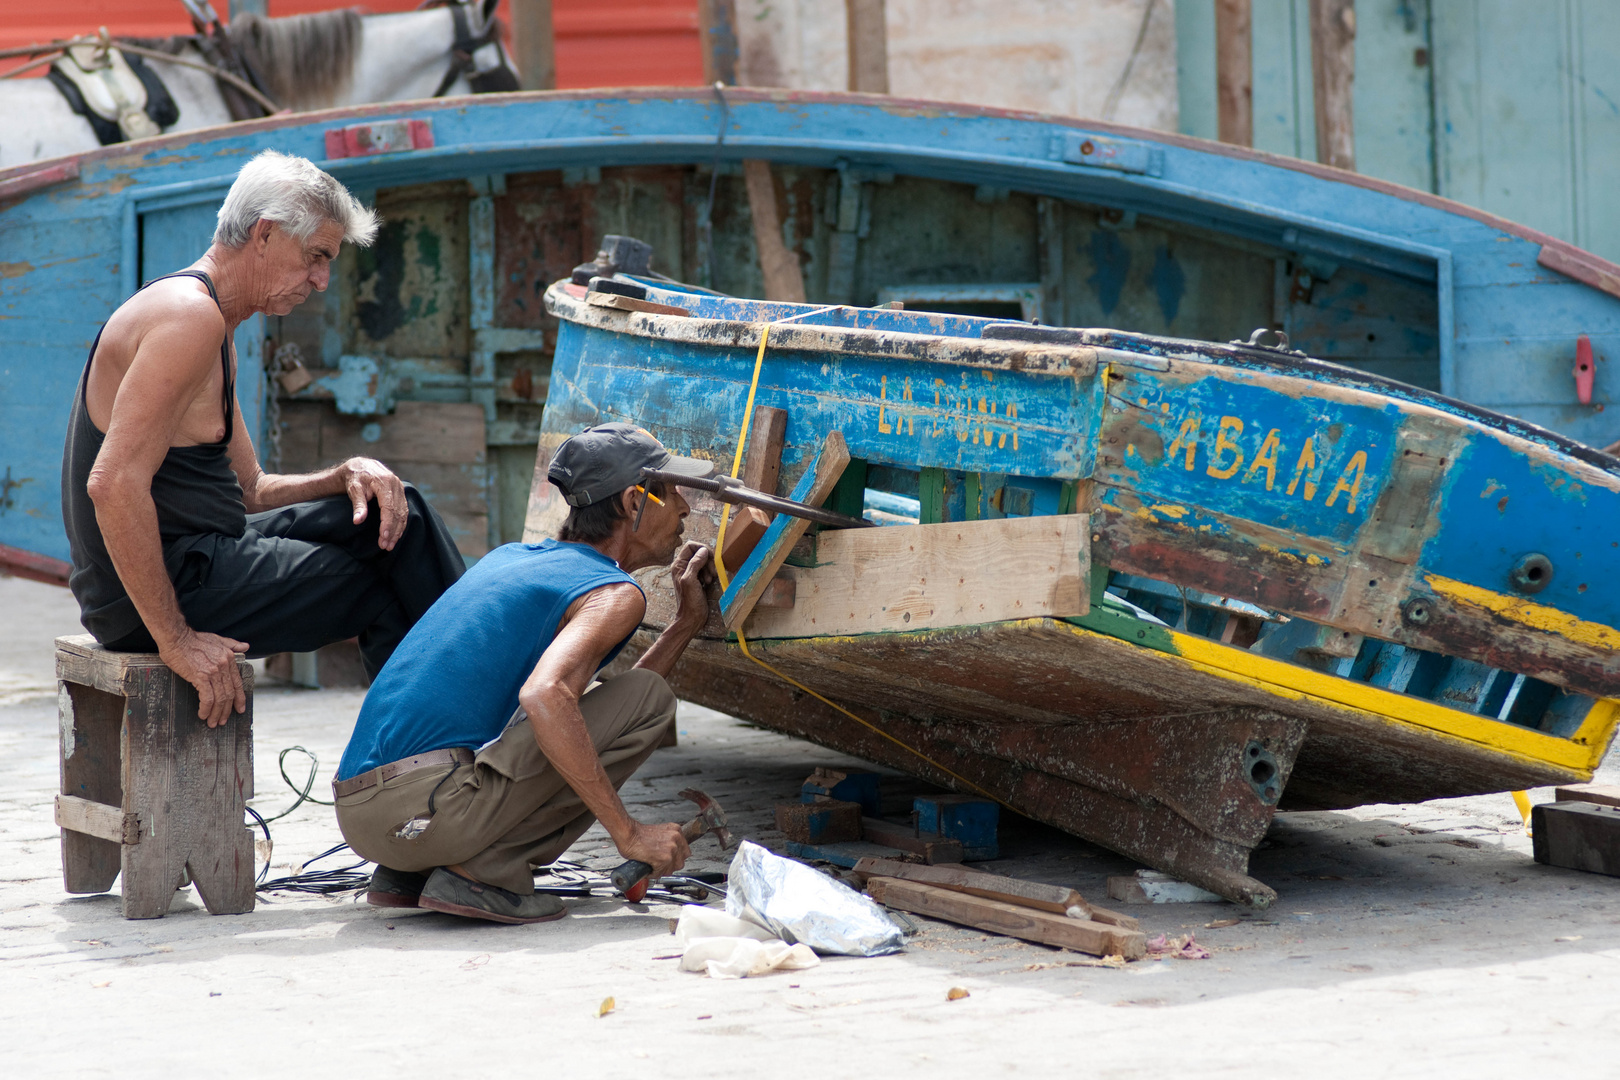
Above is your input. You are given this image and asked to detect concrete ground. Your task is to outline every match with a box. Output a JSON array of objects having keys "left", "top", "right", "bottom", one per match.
[{"left": 2, "top": 573, "right": 1618, "bottom": 1077}]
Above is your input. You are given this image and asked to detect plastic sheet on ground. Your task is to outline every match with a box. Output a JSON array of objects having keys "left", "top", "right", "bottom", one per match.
[
  {"left": 724, "top": 840, "right": 906, "bottom": 957},
  {"left": 673, "top": 906, "right": 818, "bottom": 979}
]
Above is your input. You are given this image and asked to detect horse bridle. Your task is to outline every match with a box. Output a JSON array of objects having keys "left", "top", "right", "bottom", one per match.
[{"left": 430, "top": 1, "right": 521, "bottom": 97}]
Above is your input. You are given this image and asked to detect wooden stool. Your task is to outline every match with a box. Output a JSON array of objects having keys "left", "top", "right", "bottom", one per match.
[{"left": 54, "top": 634, "right": 256, "bottom": 919}]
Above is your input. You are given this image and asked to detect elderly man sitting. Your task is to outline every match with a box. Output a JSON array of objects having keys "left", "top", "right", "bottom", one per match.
[{"left": 61, "top": 150, "right": 464, "bottom": 726}]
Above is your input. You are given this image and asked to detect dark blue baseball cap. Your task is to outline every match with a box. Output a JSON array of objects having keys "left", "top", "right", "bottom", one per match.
[{"left": 548, "top": 422, "right": 714, "bottom": 507}]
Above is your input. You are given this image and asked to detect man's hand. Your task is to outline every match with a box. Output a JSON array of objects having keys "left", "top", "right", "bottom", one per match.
[
  {"left": 342, "top": 457, "right": 408, "bottom": 549},
  {"left": 669, "top": 541, "right": 718, "bottom": 632},
  {"left": 158, "top": 628, "right": 249, "bottom": 727},
  {"left": 616, "top": 820, "right": 692, "bottom": 878}
]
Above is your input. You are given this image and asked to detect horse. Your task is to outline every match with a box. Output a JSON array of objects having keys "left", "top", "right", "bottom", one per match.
[{"left": 0, "top": 0, "right": 518, "bottom": 169}]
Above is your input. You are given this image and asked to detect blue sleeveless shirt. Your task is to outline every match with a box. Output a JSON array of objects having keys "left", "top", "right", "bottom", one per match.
[{"left": 337, "top": 539, "right": 641, "bottom": 780}]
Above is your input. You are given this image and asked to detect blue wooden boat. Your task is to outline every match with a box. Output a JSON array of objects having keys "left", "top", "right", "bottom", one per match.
[{"left": 2, "top": 88, "right": 1619, "bottom": 902}]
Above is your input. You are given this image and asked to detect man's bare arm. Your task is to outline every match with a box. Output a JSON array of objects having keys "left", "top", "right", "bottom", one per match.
[
  {"left": 634, "top": 542, "right": 718, "bottom": 678},
  {"left": 517, "top": 582, "right": 691, "bottom": 877},
  {"left": 225, "top": 398, "right": 409, "bottom": 549},
  {"left": 88, "top": 307, "right": 247, "bottom": 727}
]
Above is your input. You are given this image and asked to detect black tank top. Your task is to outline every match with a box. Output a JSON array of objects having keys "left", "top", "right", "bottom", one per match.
[{"left": 61, "top": 270, "right": 248, "bottom": 643}]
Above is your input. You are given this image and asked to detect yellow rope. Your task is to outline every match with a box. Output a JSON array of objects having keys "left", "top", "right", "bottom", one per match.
[{"left": 711, "top": 321, "right": 1001, "bottom": 804}]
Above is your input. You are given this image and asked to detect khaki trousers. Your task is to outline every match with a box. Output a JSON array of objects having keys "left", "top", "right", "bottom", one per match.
[{"left": 335, "top": 668, "right": 675, "bottom": 894}]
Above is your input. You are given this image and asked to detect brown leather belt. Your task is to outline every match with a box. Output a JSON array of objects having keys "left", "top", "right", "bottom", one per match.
[{"left": 332, "top": 747, "right": 475, "bottom": 798}]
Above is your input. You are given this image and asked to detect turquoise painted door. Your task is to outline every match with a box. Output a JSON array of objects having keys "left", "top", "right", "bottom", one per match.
[{"left": 1176, "top": 0, "right": 1620, "bottom": 263}]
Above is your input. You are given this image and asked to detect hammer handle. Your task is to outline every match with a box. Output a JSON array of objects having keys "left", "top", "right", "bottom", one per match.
[{"left": 609, "top": 815, "right": 708, "bottom": 901}]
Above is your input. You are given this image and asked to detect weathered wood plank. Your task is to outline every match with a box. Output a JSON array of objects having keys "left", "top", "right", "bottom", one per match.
[
  {"left": 118, "top": 663, "right": 255, "bottom": 919},
  {"left": 1310, "top": 0, "right": 1356, "bottom": 170},
  {"left": 1216, "top": 0, "right": 1253, "bottom": 147},
  {"left": 1532, "top": 800, "right": 1620, "bottom": 876},
  {"left": 58, "top": 682, "right": 124, "bottom": 893},
  {"left": 1555, "top": 783, "right": 1620, "bottom": 808},
  {"left": 743, "top": 161, "right": 806, "bottom": 303},
  {"left": 55, "top": 794, "right": 138, "bottom": 846},
  {"left": 321, "top": 401, "right": 486, "bottom": 465},
  {"left": 851, "top": 857, "right": 1089, "bottom": 917},
  {"left": 860, "top": 819, "right": 963, "bottom": 864},
  {"left": 745, "top": 514, "right": 1089, "bottom": 639},
  {"left": 585, "top": 292, "right": 691, "bottom": 317},
  {"left": 846, "top": 0, "right": 889, "bottom": 93},
  {"left": 741, "top": 405, "right": 787, "bottom": 498},
  {"left": 720, "top": 431, "right": 850, "bottom": 630},
  {"left": 866, "top": 877, "right": 1147, "bottom": 959},
  {"left": 720, "top": 505, "right": 771, "bottom": 576}
]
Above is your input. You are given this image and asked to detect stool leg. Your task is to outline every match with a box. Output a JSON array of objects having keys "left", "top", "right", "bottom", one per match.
[
  {"left": 120, "top": 668, "right": 190, "bottom": 919},
  {"left": 184, "top": 680, "right": 256, "bottom": 916},
  {"left": 59, "top": 682, "right": 123, "bottom": 894},
  {"left": 120, "top": 666, "right": 257, "bottom": 919}
]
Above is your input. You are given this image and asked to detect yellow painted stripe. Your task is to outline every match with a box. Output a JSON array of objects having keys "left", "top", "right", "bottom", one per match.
[
  {"left": 1426, "top": 574, "right": 1620, "bottom": 651},
  {"left": 1163, "top": 629, "right": 1614, "bottom": 773},
  {"left": 1021, "top": 619, "right": 1611, "bottom": 774}
]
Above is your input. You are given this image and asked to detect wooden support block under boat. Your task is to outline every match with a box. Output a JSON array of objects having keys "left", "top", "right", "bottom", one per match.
[
  {"left": 720, "top": 431, "right": 850, "bottom": 630},
  {"left": 850, "top": 857, "right": 1098, "bottom": 920},
  {"left": 744, "top": 514, "right": 1089, "bottom": 639},
  {"left": 865, "top": 877, "right": 1147, "bottom": 959}
]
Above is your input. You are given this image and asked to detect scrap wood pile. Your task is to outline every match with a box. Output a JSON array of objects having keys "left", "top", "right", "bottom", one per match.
[{"left": 851, "top": 858, "right": 1149, "bottom": 961}]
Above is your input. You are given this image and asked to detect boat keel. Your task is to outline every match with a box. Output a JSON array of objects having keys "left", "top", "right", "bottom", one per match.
[{"left": 668, "top": 650, "right": 1306, "bottom": 908}]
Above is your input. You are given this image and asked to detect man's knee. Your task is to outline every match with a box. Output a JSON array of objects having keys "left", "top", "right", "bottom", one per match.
[{"left": 609, "top": 667, "right": 676, "bottom": 726}]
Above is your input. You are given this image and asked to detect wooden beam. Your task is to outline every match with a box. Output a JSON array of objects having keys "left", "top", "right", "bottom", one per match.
[
  {"left": 866, "top": 877, "right": 1147, "bottom": 959},
  {"left": 852, "top": 857, "right": 1090, "bottom": 917},
  {"left": 845, "top": 0, "right": 889, "bottom": 93},
  {"left": 55, "top": 794, "right": 140, "bottom": 846},
  {"left": 744, "top": 514, "right": 1090, "bottom": 639},
  {"left": 720, "top": 431, "right": 851, "bottom": 630},
  {"left": 1215, "top": 0, "right": 1253, "bottom": 147},
  {"left": 698, "top": 0, "right": 740, "bottom": 86},
  {"left": 743, "top": 161, "right": 808, "bottom": 303},
  {"left": 509, "top": 0, "right": 556, "bottom": 92},
  {"left": 720, "top": 505, "right": 772, "bottom": 574},
  {"left": 860, "top": 819, "right": 964, "bottom": 864},
  {"left": 1310, "top": 0, "right": 1356, "bottom": 170},
  {"left": 741, "top": 405, "right": 788, "bottom": 497},
  {"left": 1556, "top": 784, "right": 1620, "bottom": 808}
]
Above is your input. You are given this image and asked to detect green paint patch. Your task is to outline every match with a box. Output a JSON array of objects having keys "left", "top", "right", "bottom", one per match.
[{"left": 414, "top": 225, "right": 442, "bottom": 274}]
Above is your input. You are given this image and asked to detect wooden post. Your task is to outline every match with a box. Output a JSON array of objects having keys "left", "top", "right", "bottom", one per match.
[
  {"left": 742, "top": 161, "right": 807, "bottom": 303},
  {"left": 1215, "top": 0, "right": 1253, "bottom": 147},
  {"left": 1310, "top": 0, "right": 1356, "bottom": 170},
  {"left": 846, "top": 0, "right": 889, "bottom": 93},
  {"left": 698, "top": 0, "right": 740, "bottom": 86},
  {"left": 510, "top": 0, "right": 557, "bottom": 92}
]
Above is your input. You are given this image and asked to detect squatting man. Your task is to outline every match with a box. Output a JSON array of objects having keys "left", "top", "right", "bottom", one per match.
[{"left": 334, "top": 423, "right": 722, "bottom": 924}]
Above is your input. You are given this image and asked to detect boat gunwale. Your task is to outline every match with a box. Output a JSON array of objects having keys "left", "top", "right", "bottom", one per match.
[
  {"left": 1, "top": 86, "right": 1614, "bottom": 301},
  {"left": 547, "top": 280, "right": 1620, "bottom": 486}
]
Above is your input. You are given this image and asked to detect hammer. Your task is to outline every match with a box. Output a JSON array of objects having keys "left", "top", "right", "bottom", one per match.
[{"left": 610, "top": 788, "right": 735, "bottom": 903}]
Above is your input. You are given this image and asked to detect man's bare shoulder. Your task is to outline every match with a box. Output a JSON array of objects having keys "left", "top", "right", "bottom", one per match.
[
  {"left": 111, "top": 276, "right": 225, "bottom": 340},
  {"left": 565, "top": 579, "right": 648, "bottom": 629}
]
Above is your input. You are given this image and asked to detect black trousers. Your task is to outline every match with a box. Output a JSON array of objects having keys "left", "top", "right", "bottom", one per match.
[{"left": 106, "top": 485, "right": 465, "bottom": 679}]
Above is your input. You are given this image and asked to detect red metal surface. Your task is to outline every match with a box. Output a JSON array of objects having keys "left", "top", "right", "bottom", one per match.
[
  {"left": 1, "top": 1, "right": 703, "bottom": 89},
  {"left": 323, "top": 117, "right": 433, "bottom": 159},
  {"left": 0, "top": 543, "right": 71, "bottom": 587},
  {"left": 1576, "top": 333, "right": 1595, "bottom": 405}
]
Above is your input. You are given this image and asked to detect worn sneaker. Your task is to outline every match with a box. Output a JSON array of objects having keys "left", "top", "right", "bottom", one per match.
[
  {"left": 417, "top": 867, "right": 568, "bottom": 925},
  {"left": 367, "top": 866, "right": 430, "bottom": 908}
]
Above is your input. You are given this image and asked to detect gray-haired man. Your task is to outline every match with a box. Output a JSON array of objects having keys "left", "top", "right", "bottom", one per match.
[{"left": 62, "top": 150, "right": 465, "bottom": 726}]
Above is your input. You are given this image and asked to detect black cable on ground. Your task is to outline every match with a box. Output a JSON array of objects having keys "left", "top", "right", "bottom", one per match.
[{"left": 246, "top": 747, "right": 726, "bottom": 902}]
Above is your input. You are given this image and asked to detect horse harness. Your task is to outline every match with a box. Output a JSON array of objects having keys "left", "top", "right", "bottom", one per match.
[
  {"left": 47, "top": 43, "right": 180, "bottom": 146},
  {"left": 46, "top": 1, "right": 518, "bottom": 148},
  {"left": 431, "top": 2, "right": 521, "bottom": 98}
]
